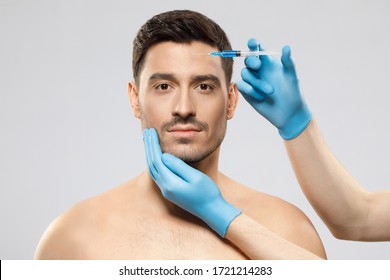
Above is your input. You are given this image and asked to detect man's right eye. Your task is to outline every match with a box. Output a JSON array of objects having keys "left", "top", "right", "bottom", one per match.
[{"left": 155, "top": 83, "right": 170, "bottom": 91}]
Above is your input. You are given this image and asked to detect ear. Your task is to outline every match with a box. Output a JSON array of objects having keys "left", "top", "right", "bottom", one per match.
[
  {"left": 227, "top": 82, "right": 239, "bottom": 119},
  {"left": 128, "top": 81, "right": 141, "bottom": 119}
]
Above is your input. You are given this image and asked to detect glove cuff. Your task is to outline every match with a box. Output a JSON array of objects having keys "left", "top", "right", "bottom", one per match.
[
  {"left": 278, "top": 103, "right": 312, "bottom": 140},
  {"left": 200, "top": 199, "right": 242, "bottom": 238}
]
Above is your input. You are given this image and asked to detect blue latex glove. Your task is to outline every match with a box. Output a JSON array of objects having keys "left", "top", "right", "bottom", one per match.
[
  {"left": 236, "top": 38, "right": 311, "bottom": 140},
  {"left": 143, "top": 128, "right": 241, "bottom": 237}
]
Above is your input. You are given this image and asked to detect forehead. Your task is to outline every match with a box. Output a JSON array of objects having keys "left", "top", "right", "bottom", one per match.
[{"left": 139, "top": 41, "right": 226, "bottom": 84}]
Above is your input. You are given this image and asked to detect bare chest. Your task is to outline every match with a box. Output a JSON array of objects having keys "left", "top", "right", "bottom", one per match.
[{"left": 87, "top": 215, "right": 247, "bottom": 260}]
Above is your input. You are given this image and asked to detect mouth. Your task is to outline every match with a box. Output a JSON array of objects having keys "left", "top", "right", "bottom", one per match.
[{"left": 167, "top": 126, "right": 202, "bottom": 138}]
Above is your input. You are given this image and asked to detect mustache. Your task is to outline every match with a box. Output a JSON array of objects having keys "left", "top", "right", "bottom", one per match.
[{"left": 161, "top": 116, "right": 209, "bottom": 132}]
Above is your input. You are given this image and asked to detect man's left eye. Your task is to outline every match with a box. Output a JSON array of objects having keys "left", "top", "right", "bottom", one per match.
[
  {"left": 197, "top": 84, "right": 214, "bottom": 92},
  {"left": 199, "top": 84, "right": 209, "bottom": 90}
]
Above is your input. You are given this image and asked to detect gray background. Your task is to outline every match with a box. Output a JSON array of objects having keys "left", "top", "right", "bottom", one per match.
[{"left": 1, "top": 0, "right": 389, "bottom": 259}]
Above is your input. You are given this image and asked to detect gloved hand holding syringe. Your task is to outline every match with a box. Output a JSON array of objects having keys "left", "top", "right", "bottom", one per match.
[{"left": 218, "top": 38, "right": 311, "bottom": 140}]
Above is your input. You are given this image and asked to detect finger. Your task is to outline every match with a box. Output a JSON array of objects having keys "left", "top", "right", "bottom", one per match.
[
  {"left": 236, "top": 79, "right": 266, "bottom": 102},
  {"left": 143, "top": 129, "right": 158, "bottom": 181},
  {"left": 244, "top": 56, "right": 261, "bottom": 71},
  {"left": 161, "top": 153, "right": 200, "bottom": 183},
  {"left": 248, "top": 37, "right": 271, "bottom": 64},
  {"left": 241, "top": 68, "right": 274, "bottom": 96},
  {"left": 148, "top": 128, "right": 165, "bottom": 172},
  {"left": 149, "top": 128, "right": 163, "bottom": 157},
  {"left": 240, "top": 87, "right": 265, "bottom": 109},
  {"left": 281, "top": 45, "right": 297, "bottom": 76},
  {"left": 247, "top": 38, "right": 260, "bottom": 51},
  {"left": 149, "top": 128, "right": 183, "bottom": 185}
]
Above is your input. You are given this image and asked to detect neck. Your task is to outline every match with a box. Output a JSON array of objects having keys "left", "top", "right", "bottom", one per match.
[{"left": 187, "top": 145, "right": 221, "bottom": 183}]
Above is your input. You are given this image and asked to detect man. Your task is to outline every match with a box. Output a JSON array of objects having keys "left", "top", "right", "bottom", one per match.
[
  {"left": 34, "top": 10, "right": 326, "bottom": 259},
  {"left": 237, "top": 38, "right": 390, "bottom": 242}
]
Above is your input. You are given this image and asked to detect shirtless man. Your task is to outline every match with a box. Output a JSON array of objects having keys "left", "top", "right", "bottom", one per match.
[{"left": 34, "top": 10, "right": 326, "bottom": 260}]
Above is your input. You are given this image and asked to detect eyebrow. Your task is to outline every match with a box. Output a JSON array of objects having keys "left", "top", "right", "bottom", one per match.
[
  {"left": 190, "top": 74, "right": 221, "bottom": 87},
  {"left": 148, "top": 72, "right": 221, "bottom": 87},
  {"left": 148, "top": 73, "right": 178, "bottom": 84}
]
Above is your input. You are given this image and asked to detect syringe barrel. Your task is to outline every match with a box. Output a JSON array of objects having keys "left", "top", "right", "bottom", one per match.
[{"left": 221, "top": 50, "right": 239, "bottom": 57}]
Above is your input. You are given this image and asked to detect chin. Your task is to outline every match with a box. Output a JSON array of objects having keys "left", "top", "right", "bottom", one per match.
[
  {"left": 164, "top": 144, "right": 219, "bottom": 165},
  {"left": 160, "top": 134, "right": 223, "bottom": 165},
  {"left": 166, "top": 150, "right": 203, "bottom": 164},
  {"left": 160, "top": 144, "right": 201, "bottom": 163}
]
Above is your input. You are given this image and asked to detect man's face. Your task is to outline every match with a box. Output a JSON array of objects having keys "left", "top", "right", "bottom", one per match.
[{"left": 132, "top": 41, "right": 236, "bottom": 163}]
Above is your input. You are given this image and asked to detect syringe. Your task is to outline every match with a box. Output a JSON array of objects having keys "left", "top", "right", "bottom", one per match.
[{"left": 210, "top": 50, "right": 279, "bottom": 58}]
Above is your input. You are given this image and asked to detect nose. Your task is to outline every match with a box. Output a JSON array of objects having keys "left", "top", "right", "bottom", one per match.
[{"left": 172, "top": 89, "right": 196, "bottom": 119}]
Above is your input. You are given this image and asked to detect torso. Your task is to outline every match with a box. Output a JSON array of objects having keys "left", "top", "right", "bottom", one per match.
[
  {"left": 35, "top": 172, "right": 324, "bottom": 259},
  {"left": 88, "top": 212, "right": 247, "bottom": 259},
  {"left": 74, "top": 174, "right": 248, "bottom": 259}
]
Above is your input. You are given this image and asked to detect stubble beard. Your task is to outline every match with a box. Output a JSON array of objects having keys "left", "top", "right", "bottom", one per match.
[
  {"left": 159, "top": 129, "right": 225, "bottom": 164},
  {"left": 140, "top": 111, "right": 226, "bottom": 164}
]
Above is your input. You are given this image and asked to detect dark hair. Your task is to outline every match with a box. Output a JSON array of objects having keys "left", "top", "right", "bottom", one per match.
[{"left": 132, "top": 10, "right": 233, "bottom": 85}]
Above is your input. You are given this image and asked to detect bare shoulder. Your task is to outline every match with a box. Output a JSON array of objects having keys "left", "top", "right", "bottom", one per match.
[
  {"left": 222, "top": 176, "right": 327, "bottom": 258},
  {"left": 34, "top": 180, "right": 136, "bottom": 259}
]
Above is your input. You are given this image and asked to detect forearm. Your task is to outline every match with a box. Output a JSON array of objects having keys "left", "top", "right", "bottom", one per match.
[
  {"left": 225, "top": 214, "right": 323, "bottom": 260},
  {"left": 284, "top": 119, "right": 370, "bottom": 239}
]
